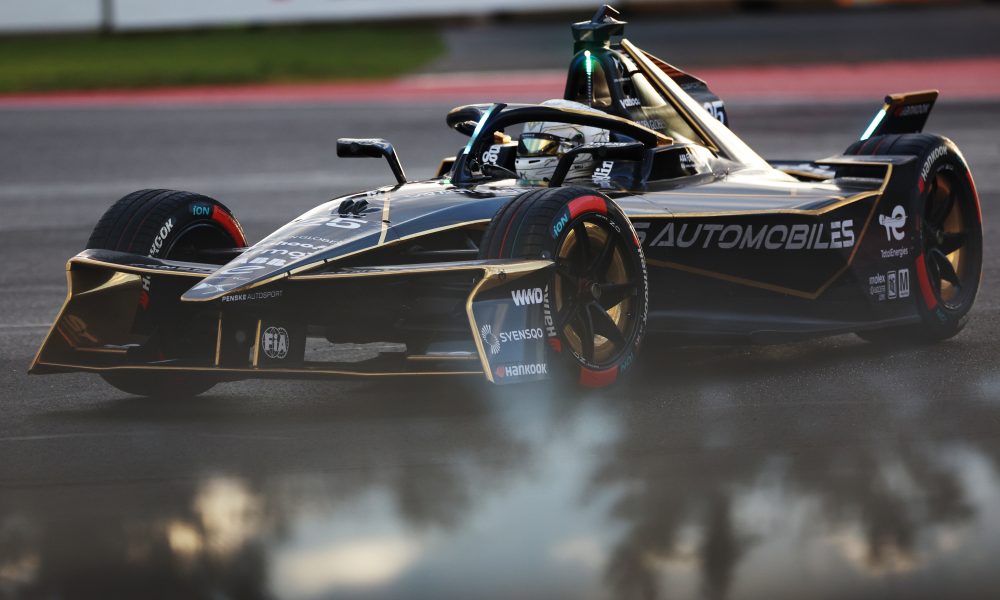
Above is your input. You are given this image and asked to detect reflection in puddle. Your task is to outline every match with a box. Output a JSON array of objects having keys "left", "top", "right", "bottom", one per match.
[
  {"left": 273, "top": 529, "right": 424, "bottom": 597},
  {"left": 3, "top": 370, "right": 1000, "bottom": 599}
]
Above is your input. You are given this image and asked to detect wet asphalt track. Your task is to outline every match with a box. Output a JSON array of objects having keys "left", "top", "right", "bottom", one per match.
[
  {"left": 3, "top": 5, "right": 1000, "bottom": 594},
  {"left": 2, "top": 97, "right": 1000, "bottom": 600}
]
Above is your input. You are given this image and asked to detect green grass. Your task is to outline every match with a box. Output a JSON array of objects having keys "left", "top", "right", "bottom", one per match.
[{"left": 0, "top": 26, "right": 444, "bottom": 93}]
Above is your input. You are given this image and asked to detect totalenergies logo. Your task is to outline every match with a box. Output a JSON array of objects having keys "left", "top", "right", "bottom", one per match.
[{"left": 879, "top": 205, "right": 907, "bottom": 241}]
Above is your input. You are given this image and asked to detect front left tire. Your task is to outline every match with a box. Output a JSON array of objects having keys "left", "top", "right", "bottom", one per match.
[{"left": 86, "top": 189, "right": 248, "bottom": 398}]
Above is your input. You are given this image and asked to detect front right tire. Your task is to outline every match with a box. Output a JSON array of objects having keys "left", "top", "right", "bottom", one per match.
[{"left": 479, "top": 186, "right": 649, "bottom": 387}]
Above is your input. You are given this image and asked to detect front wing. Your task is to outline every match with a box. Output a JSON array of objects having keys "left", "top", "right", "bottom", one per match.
[{"left": 29, "top": 250, "right": 555, "bottom": 385}]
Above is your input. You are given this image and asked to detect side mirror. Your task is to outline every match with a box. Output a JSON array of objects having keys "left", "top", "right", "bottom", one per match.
[
  {"left": 549, "top": 142, "right": 647, "bottom": 188},
  {"left": 336, "top": 138, "right": 407, "bottom": 185},
  {"left": 446, "top": 105, "right": 485, "bottom": 137}
]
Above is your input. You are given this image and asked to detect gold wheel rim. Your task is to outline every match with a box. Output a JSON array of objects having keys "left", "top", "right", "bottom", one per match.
[{"left": 553, "top": 218, "right": 637, "bottom": 366}]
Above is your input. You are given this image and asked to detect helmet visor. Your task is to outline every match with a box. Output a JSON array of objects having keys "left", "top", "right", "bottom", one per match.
[{"left": 518, "top": 132, "right": 570, "bottom": 158}]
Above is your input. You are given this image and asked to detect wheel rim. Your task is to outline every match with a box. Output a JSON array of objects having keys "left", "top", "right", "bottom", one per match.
[
  {"left": 553, "top": 216, "right": 640, "bottom": 366},
  {"left": 922, "top": 168, "right": 974, "bottom": 310}
]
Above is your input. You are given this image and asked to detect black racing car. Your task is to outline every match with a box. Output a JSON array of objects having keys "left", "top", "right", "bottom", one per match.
[{"left": 30, "top": 6, "right": 983, "bottom": 395}]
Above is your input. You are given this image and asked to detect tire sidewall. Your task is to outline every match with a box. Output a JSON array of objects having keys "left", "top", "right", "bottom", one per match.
[
  {"left": 545, "top": 191, "right": 649, "bottom": 387},
  {"left": 912, "top": 140, "right": 983, "bottom": 337},
  {"left": 124, "top": 195, "right": 245, "bottom": 314},
  {"left": 88, "top": 190, "right": 246, "bottom": 397},
  {"left": 124, "top": 196, "right": 244, "bottom": 260}
]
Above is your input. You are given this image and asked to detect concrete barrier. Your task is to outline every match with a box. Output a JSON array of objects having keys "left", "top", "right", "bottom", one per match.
[
  {"left": 0, "top": 0, "right": 942, "bottom": 34},
  {"left": 2, "top": 0, "right": 716, "bottom": 33},
  {"left": 0, "top": 0, "right": 103, "bottom": 33},
  {"left": 112, "top": 0, "right": 604, "bottom": 30}
]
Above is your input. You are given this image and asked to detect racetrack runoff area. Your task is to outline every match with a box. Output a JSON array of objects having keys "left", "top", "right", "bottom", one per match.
[{"left": 1, "top": 56, "right": 998, "bottom": 107}]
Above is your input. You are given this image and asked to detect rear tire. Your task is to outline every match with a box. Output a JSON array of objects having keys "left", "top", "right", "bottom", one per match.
[
  {"left": 87, "top": 189, "right": 248, "bottom": 397},
  {"left": 843, "top": 135, "right": 983, "bottom": 344},
  {"left": 479, "top": 187, "right": 648, "bottom": 388}
]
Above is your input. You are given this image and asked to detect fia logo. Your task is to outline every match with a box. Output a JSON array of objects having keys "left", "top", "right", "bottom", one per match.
[
  {"left": 261, "top": 327, "right": 289, "bottom": 359},
  {"left": 878, "top": 205, "right": 907, "bottom": 241},
  {"left": 480, "top": 324, "right": 501, "bottom": 356}
]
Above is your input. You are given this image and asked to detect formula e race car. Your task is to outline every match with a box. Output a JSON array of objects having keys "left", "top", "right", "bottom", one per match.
[{"left": 30, "top": 6, "right": 983, "bottom": 396}]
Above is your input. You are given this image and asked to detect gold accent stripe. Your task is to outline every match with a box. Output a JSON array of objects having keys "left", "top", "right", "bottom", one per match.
[
  {"left": 634, "top": 191, "right": 881, "bottom": 219},
  {"left": 251, "top": 320, "right": 262, "bottom": 368},
  {"left": 33, "top": 361, "right": 481, "bottom": 378},
  {"left": 290, "top": 259, "right": 551, "bottom": 281},
  {"left": 75, "top": 271, "right": 142, "bottom": 297},
  {"left": 648, "top": 258, "right": 817, "bottom": 299},
  {"left": 69, "top": 256, "right": 209, "bottom": 278},
  {"left": 28, "top": 264, "right": 75, "bottom": 373},
  {"left": 643, "top": 190, "right": 846, "bottom": 200},
  {"left": 378, "top": 195, "right": 392, "bottom": 245},
  {"left": 887, "top": 89, "right": 939, "bottom": 104},
  {"left": 778, "top": 169, "right": 836, "bottom": 182},
  {"left": 406, "top": 354, "right": 479, "bottom": 361},
  {"left": 74, "top": 347, "right": 128, "bottom": 355},
  {"left": 214, "top": 315, "right": 223, "bottom": 367},
  {"left": 465, "top": 276, "right": 495, "bottom": 383}
]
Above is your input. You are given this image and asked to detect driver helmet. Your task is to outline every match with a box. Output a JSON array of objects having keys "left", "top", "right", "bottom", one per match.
[{"left": 516, "top": 99, "right": 610, "bottom": 183}]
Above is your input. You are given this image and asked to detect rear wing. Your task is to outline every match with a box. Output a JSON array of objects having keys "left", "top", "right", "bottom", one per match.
[{"left": 860, "top": 90, "right": 939, "bottom": 141}]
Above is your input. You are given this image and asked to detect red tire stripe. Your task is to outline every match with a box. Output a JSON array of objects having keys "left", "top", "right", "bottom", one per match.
[
  {"left": 567, "top": 196, "right": 607, "bottom": 220},
  {"left": 914, "top": 253, "right": 938, "bottom": 310},
  {"left": 967, "top": 170, "right": 983, "bottom": 224},
  {"left": 579, "top": 365, "right": 619, "bottom": 388},
  {"left": 211, "top": 206, "right": 247, "bottom": 247}
]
